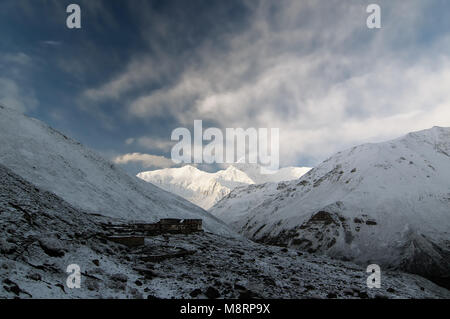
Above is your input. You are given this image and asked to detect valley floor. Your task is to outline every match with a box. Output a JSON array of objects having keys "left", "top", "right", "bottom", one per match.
[{"left": 2, "top": 230, "right": 450, "bottom": 299}]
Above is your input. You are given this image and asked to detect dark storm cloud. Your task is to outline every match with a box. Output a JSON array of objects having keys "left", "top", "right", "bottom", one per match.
[{"left": 2, "top": 0, "right": 450, "bottom": 173}]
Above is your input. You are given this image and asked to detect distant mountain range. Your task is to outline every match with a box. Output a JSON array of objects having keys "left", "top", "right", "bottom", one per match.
[{"left": 137, "top": 165, "right": 311, "bottom": 209}]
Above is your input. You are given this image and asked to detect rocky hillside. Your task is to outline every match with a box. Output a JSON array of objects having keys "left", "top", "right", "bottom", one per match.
[
  {"left": 210, "top": 127, "right": 450, "bottom": 288},
  {"left": 0, "top": 106, "right": 231, "bottom": 235}
]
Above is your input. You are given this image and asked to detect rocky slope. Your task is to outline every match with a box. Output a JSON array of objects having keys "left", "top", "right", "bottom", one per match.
[
  {"left": 0, "top": 106, "right": 231, "bottom": 235},
  {"left": 210, "top": 127, "right": 450, "bottom": 288}
]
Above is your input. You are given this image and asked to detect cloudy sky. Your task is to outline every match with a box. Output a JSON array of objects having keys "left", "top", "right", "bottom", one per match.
[{"left": 1, "top": 0, "right": 450, "bottom": 174}]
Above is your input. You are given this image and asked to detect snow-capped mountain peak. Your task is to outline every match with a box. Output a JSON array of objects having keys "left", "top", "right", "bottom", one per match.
[{"left": 137, "top": 164, "right": 311, "bottom": 209}]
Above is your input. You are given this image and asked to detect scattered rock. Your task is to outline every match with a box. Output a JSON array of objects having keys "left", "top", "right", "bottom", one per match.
[
  {"left": 3, "top": 279, "right": 31, "bottom": 297},
  {"left": 129, "top": 288, "right": 143, "bottom": 299},
  {"left": 343, "top": 288, "right": 353, "bottom": 296},
  {"left": 26, "top": 273, "right": 42, "bottom": 281},
  {"left": 189, "top": 288, "right": 202, "bottom": 297},
  {"left": 55, "top": 283, "right": 66, "bottom": 293},
  {"left": 92, "top": 259, "right": 100, "bottom": 267},
  {"left": 359, "top": 291, "right": 369, "bottom": 299},
  {"left": 327, "top": 292, "right": 337, "bottom": 298},
  {"left": 239, "top": 289, "right": 260, "bottom": 299},
  {"left": 234, "top": 283, "right": 246, "bottom": 290},
  {"left": 110, "top": 273, "right": 128, "bottom": 283},
  {"left": 86, "top": 279, "right": 100, "bottom": 291},
  {"left": 107, "top": 280, "right": 126, "bottom": 291},
  {"left": 350, "top": 286, "right": 360, "bottom": 293},
  {"left": 0, "top": 239, "right": 16, "bottom": 254},
  {"left": 262, "top": 277, "right": 277, "bottom": 287},
  {"left": 134, "top": 267, "right": 157, "bottom": 279},
  {"left": 205, "top": 286, "right": 220, "bottom": 299},
  {"left": 305, "top": 284, "right": 316, "bottom": 291},
  {"left": 387, "top": 287, "right": 396, "bottom": 293},
  {"left": 39, "top": 238, "right": 65, "bottom": 258}
]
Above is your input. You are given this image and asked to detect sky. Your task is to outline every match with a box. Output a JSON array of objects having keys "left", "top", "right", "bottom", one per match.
[{"left": 1, "top": 0, "right": 450, "bottom": 175}]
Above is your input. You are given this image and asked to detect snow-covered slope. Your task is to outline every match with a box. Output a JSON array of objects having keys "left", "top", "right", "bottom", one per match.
[
  {"left": 210, "top": 127, "right": 450, "bottom": 286},
  {"left": 233, "top": 163, "right": 311, "bottom": 184},
  {"left": 210, "top": 183, "right": 282, "bottom": 228},
  {"left": 137, "top": 164, "right": 310, "bottom": 209},
  {"left": 2, "top": 163, "right": 449, "bottom": 299},
  {"left": 0, "top": 105, "right": 232, "bottom": 236}
]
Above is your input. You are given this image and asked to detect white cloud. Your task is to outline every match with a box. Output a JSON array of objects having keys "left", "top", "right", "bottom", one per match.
[
  {"left": 83, "top": 56, "right": 173, "bottom": 101},
  {"left": 0, "top": 77, "right": 38, "bottom": 112},
  {"left": 83, "top": 0, "right": 450, "bottom": 166},
  {"left": 113, "top": 152, "right": 176, "bottom": 169},
  {"left": 136, "top": 136, "right": 175, "bottom": 151},
  {"left": 42, "top": 40, "right": 62, "bottom": 46},
  {"left": 124, "top": 136, "right": 175, "bottom": 152},
  {"left": 1, "top": 52, "right": 32, "bottom": 65}
]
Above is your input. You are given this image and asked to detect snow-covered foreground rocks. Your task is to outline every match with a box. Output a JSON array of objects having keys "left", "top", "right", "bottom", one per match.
[
  {"left": 0, "top": 106, "right": 231, "bottom": 236},
  {"left": 210, "top": 127, "right": 450, "bottom": 288},
  {"left": 1, "top": 164, "right": 449, "bottom": 299},
  {"left": 137, "top": 164, "right": 310, "bottom": 209}
]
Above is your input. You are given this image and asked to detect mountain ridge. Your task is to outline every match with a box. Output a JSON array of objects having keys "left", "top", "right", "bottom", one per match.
[
  {"left": 210, "top": 126, "right": 450, "bottom": 287},
  {"left": 0, "top": 106, "right": 233, "bottom": 236}
]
